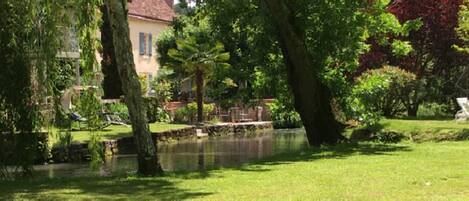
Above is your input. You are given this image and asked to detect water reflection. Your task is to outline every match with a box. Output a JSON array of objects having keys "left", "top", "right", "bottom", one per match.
[{"left": 34, "top": 129, "right": 308, "bottom": 178}]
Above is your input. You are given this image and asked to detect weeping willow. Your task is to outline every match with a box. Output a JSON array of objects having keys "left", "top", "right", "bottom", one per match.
[{"left": 0, "top": 0, "right": 103, "bottom": 178}]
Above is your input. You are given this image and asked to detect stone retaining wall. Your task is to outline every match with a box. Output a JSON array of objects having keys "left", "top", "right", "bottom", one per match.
[{"left": 50, "top": 122, "right": 272, "bottom": 163}]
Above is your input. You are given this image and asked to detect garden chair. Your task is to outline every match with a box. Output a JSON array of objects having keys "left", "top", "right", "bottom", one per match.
[
  {"left": 239, "top": 107, "right": 253, "bottom": 122},
  {"left": 101, "top": 112, "right": 129, "bottom": 126},
  {"left": 456, "top": 97, "right": 469, "bottom": 121}
]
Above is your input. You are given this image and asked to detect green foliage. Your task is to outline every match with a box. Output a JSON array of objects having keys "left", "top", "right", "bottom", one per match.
[
  {"left": 175, "top": 102, "right": 215, "bottom": 124},
  {"left": 0, "top": 132, "right": 49, "bottom": 179},
  {"left": 0, "top": 0, "right": 71, "bottom": 177},
  {"left": 167, "top": 38, "right": 231, "bottom": 78},
  {"left": 104, "top": 103, "right": 130, "bottom": 121},
  {"left": 76, "top": 88, "right": 103, "bottom": 130},
  {"left": 349, "top": 66, "right": 417, "bottom": 125},
  {"left": 75, "top": 0, "right": 103, "bottom": 83},
  {"left": 417, "top": 102, "right": 453, "bottom": 119},
  {"left": 143, "top": 97, "right": 170, "bottom": 123},
  {"left": 391, "top": 40, "right": 413, "bottom": 56},
  {"left": 150, "top": 69, "right": 174, "bottom": 104},
  {"left": 156, "top": 29, "right": 177, "bottom": 67},
  {"left": 88, "top": 133, "right": 104, "bottom": 171},
  {"left": 456, "top": 0, "right": 469, "bottom": 53},
  {"left": 268, "top": 100, "right": 303, "bottom": 129}
]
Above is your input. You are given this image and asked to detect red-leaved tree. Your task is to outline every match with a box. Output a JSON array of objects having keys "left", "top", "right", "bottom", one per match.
[{"left": 359, "top": 0, "right": 466, "bottom": 116}]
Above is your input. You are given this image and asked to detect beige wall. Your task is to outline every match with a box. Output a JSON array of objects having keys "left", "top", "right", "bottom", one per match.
[{"left": 128, "top": 17, "right": 170, "bottom": 77}]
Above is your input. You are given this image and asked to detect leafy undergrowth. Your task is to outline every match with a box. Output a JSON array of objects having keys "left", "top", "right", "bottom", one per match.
[{"left": 2, "top": 141, "right": 469, "bottom": 200}]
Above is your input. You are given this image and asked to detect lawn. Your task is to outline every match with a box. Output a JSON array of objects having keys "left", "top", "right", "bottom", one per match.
[
  {"left": 350, "top": 119, "right": 469, "bottom": 142},
  {"left": 4, "top": 119, "right": 469, "bottom": 200},
  {"left": 2, "top": 141, "right": 469, "bottom": 200},
  {"left": 49, "top": 123, "right": 191, "bottom": 143}
]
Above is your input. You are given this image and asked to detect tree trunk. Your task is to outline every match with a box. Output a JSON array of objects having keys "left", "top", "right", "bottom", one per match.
[
  {"left": 195, "top": 69, "right": 204, "bottom": 125},
  {"left": 407, "top": 104, "right": 419, "bottom": 117},
  {"left": 263, "top": 0, "right": 344, "bottom": 146},
  {"left": 100, "top": 6, "right": 124, "bottom": 99},
  {"left": 102, "top": 0, "right": 163, "bottom": 176},
  {"left": 406, "top": 86, "right": 420, "bottom": 117}
]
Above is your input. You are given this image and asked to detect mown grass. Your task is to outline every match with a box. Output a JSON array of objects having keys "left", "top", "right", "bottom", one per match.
[
  {"left": 350, "top": 119, "right": 469, "bottom": 142},
  {"left": 2, "top": 141, "right": 469, "bottom": 200},
  {"left": 3, "top": 119, "right": 469, "bottom": 200},
  {"left": 49, "top": 123, "right": 190, "bottom": 143}
]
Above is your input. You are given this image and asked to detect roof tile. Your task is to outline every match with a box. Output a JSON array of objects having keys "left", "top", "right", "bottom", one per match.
[{"left": 128, "top": 0, "right": 176, "bottom": 22}]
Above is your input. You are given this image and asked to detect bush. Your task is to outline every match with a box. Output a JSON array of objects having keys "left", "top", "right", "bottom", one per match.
[
  {"left": 417, "top": 102, "right": 453, "bottom": 119},
  {"left": 349, "top": 66, "right": 416, "bottom": 125},
  {"left": 268, "top": 99, "right": 303, "bottom": 129},
  {"left": 175, "top": 102, "right": 215, "bottom": 124},
  {"left": 143, "top": 97, "right": 170, "bottom": 123},
  {"left": 104, "top": 102, "right": 129, "bottom": 121}
]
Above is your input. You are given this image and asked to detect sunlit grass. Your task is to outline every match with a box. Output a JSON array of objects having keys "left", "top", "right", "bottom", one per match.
[
  {"left": 2, "top": 141, "right": 469, "bottom": 200},
  {"left": 49, "top": 123, "right": 191, "bottom": 143}
]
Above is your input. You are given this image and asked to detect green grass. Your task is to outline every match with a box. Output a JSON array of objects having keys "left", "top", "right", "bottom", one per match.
[
  {"left": 49, "top": 123, "right": 190, "bottom": 143},
  {"left": 2, "top": 141, "right": 469, "bottom": 200},
  {"left": 349, "top": 119, "right": 469, "bottom": 142},
  {"left": 380, "top": 119, "right": 469, "bottom": 132}
]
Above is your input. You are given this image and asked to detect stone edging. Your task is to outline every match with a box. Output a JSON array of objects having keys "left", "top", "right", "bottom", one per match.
[{"left": 51, "top": 122, "right": 273, "bottom": 163}]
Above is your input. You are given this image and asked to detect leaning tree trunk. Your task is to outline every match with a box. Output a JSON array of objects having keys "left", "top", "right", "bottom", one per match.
[
  {"left": 195, "top": 69, "right": 204, "bottom": 125},
  {"left": 102, "top": 0, "right": 162, "bottom": 175},
  {"left": 263, "top": 0, "right": 344, "bottom": 146},
  {"left": 100, "top": 5, "right": 124, "bottom": 99}
]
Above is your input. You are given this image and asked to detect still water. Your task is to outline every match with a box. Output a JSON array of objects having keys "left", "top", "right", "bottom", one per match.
[{"left": 34, "top": 129, "right": 308, "bottom": 178}]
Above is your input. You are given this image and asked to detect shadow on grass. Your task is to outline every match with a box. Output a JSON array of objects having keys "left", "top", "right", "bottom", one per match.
[
  {"left": 0, "top": 176, "right": 211, "bottom": 201},
  {"left": 0, "top": 142, "right": 411, "bottom": 200},
  {"left": 98, "top": 132, "right": 132, "bottom": 140}
]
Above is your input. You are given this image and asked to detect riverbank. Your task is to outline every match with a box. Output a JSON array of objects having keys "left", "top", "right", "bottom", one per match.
[
  {"left": 2, "top": 141, "right": 469, "bottom": 200},
  {"left": 49, "top": 122, "right": 273, "bottom": 163}
]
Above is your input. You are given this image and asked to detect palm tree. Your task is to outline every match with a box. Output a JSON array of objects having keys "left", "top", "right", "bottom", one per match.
[{"left": 167, "top": 37, "right": 230, "bottom": 125}]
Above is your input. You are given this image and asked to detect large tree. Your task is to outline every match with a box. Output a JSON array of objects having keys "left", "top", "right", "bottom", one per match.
[
  {"left": 203, "top": 0, "right": 401, "bottom": 145},
  {"left": 102, "top": 0, "right": 163, "bottom": 176},
  {"left": 260, "top": 0, "right": 346, "bottom": 145}
]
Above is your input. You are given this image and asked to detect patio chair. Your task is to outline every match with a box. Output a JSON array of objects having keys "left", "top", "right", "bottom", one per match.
[
  {"left": 456, "top": 97, "right": 469, "bottom": 121},
  {"left": 101, "top": 112, "right": 129, "bottom": 126}
]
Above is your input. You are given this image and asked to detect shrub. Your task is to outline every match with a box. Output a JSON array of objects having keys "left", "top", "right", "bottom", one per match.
[
  {"left": 417, "top": 102, "right": 453, "bottom": 119},
  {"left": 143, "top": 97, "right": 166, "bottom": 123},
  {"left": 175, "top": 102, "right": 215, "bottom": 124},
  {"left": 268, "top": 99, "right": 303, "bottom": 129},
  {"left": 104, "top": 102, "right": 129, "bottom": 121},
  {"left": 150, "top": 79, "right": 172, "bottom": 104},
  {"left": 349, "top": 66, "right": 416, "bottom": 125}
]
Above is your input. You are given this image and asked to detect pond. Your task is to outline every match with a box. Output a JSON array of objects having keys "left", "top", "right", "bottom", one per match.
[{"left": 34, "top": 129, "right": 309, "bottom": 178}]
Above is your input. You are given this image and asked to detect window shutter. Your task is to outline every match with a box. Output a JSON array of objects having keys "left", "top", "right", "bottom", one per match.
[
  {"left": 139, "top": 32, "right": 145, "bottom": 55},
  {"left": 148, "top": 33, "right": 153, "bottom": 56}
]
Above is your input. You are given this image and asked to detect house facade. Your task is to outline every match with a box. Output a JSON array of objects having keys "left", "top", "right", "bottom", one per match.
[{"left": 127, "top": 0, "right": 175, "bottom": 78}]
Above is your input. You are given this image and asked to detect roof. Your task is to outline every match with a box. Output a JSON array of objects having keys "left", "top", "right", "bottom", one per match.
[{"left": 128, "top": 0, "right": 176, "bottom": 22}]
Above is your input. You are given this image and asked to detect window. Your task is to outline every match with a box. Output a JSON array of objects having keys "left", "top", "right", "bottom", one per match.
[{"left": 139, "top": 32, "right": 153, "bottom": 56}]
